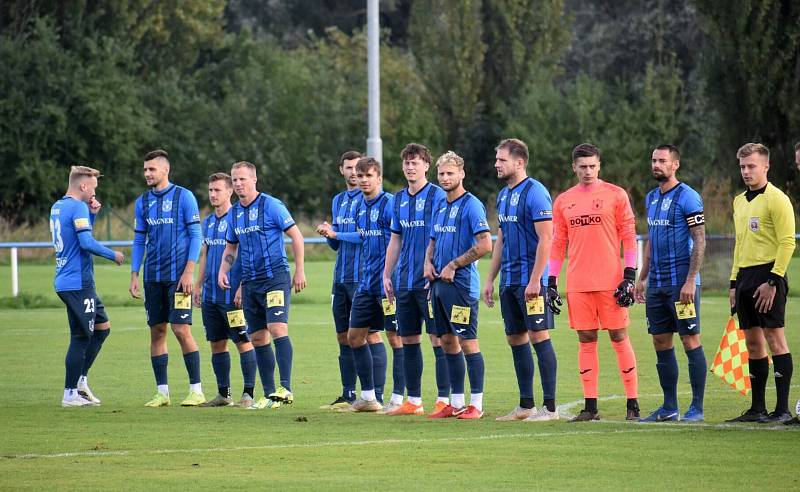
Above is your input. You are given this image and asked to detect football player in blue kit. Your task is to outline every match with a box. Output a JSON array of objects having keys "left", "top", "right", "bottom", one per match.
[
  {"left": 635, "top": 145, "right": 707, "bottom": 422},
  {"left": 425, "top": 151, "right": 493, "bottom": 420},
  {"left": 382, "top": 143, "right": 450, "bottom": 416},
  {"left": 51, "top": 166, "right": 124, "bottom": 407},
  {"left": 193, "top": 173, "right": 258, "bottom": 408},
  {"left": 219, "top": 161, "right": 306, "bottom": 410},
  {"left": 130, "top": 150, "right": 205, "bottom": 407},
  {"left": 483, "top": 139, "right": 560, "bottom": 422}
]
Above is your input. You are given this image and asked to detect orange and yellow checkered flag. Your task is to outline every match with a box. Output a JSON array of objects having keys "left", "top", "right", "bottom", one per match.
[{"left": 711, "top": 313, "right": 750, "bottom": 396}]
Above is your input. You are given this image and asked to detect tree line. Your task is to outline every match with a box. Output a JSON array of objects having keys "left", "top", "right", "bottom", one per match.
[{"left": 1, "top": 0, "right": 798, "bottom": 231}]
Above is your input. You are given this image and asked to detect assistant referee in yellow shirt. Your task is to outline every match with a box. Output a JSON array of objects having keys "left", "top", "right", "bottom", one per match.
[{"left": 727, "top": 143, "right": 796, "bottom": 424}]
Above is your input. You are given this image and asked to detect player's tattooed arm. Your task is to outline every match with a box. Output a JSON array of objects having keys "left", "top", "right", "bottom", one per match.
[
  {"left": 449, "top": 232, "right": 492, "bottom": 269},
  {"left": 687, "top": 224, "right": 706, "bottom": 281},
  {"left": 224, "top": 254, "right": 235, "bottom": 266},
  {"left": 679, "top": 224, "right": 706, "bottom": 304}
]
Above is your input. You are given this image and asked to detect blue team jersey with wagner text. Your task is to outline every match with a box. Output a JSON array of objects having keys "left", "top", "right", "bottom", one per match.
[
  {"left": 497, "top": 177, "right": 552, "bottom": 287},
  {"left": 431, "top": 192, "right": 490, "bottom": 299},
  {"left": 645, "top": 182, "right": 704, "bottom": 287},
  {"left": 355, "top": 191, "right": 393, "bottom": 296},
  {"left": 331, "top": 189, "right": 362, "bottom": 284},
  {"left": 202, "top": 211, "right": 242, "bottom": 303},
  {"left": 225, "top": 193, "right": 295, "bottom": 283},
  {"left": 390, "top": 182, "right": 446, "bottom": 291},
  {"left": 51, "top": 197, "right": 96, "bottom": 291},
  {"left": 134, "top": 184, "right": 201, "bottom": 283}
]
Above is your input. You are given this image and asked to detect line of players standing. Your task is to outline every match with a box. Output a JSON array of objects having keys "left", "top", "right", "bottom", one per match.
[{"left": 52, "top": 140, "right": 796, "bottom": 425}]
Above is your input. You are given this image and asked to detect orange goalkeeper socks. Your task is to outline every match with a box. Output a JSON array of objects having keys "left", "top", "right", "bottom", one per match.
[
  {"left": 578, "top": 341, "right": 599, "bottom": 398},
  {"left": 611, "top": 337, "right": 638, "bottom": 399}
]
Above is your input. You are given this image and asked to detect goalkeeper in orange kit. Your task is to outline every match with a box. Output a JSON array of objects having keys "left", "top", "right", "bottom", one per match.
[{"left": 547, "top": 143, "right": 640, "bottom": 421}]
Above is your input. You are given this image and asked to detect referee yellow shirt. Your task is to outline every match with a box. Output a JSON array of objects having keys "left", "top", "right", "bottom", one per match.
[{"left": 731, "top": 182, "right": 796, "bottom": 280}]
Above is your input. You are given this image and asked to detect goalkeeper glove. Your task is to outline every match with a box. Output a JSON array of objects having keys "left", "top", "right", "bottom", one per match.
[
  {"left": 546, "top": 276, "right": 563, "bottom": 315},
  {"left": 613, "top": 267, "right": 637, "bottom": 308}
]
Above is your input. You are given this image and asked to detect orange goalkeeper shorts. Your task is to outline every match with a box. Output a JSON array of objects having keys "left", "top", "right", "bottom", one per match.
[{"left": 566, "top": 291, "right": 629, "bottom": 330}]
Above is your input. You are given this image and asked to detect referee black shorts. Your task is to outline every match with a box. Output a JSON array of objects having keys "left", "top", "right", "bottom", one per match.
[{"left": 735, "top": 262, "right": 788, "bottom": 329}]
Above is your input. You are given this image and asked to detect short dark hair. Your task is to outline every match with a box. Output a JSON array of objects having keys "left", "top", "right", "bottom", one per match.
[
  {"left": 655, "top": 144, "right": 681, "bottom": 161},
  {"left": 400, "top": 143, "right": 432, "bottom": 165},
  {"left": 339, "top": 150, "right": 362, "bottom": 166},
  {"left": 208, "top": 172, "right": 232, "bottom": 187},
  {"left": 355, "top": 157, "right": 382, "bottom": 176},
  {"left": 496, "top": 138, "right": 529, "bottom": 164},
  {"left": 144, "top": 149, "right": 169, "bottom": 162},
  {"left": 572, "top": 143, "right": 600, "bottom": 162}
]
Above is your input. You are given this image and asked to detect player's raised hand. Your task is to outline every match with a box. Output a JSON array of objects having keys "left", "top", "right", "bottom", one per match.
[
  {"left": 317, "top": 221, "right": 335, "bottom": 238},
  {"left": 546, "top": 276, "right": 562, "bottom": 315},
  {"left": 293, "top": 269, "right": 307, "bottom": 293},
  {"left": 613, "top": 267, "right": 637, "bottom": 308},
  {"left": 218, "top": 270, "right": 231, "bottom": 290},
  {"left": 129, "top": 273, "right": 142, "bottom": 299},
  {"left": 89, "top": 197, "right": 102, "bottom": 215},
  {"left": 113, "top": 251, "right": 124, "bottom": 266},
  {"left": 481, "top": 281, "right": 494, "bottom": 308},
  {"left": 383, "top": 276, "right": 395, "bottom": 305}
]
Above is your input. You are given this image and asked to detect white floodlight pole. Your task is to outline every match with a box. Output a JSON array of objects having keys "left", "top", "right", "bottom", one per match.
[{"left": 366, "top": 0, "right": 383, "bottom": 163}]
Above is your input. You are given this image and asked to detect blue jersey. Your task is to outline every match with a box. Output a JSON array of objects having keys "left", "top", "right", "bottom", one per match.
[
  {"left": 430, "top": 192, "right": 490, "bottom": 299},
  {"left": 225, "top": 193, "right": 295, "bottom": 283},
  {"left": 390, "top": 182, "right": 446, "bottom": 291},
  {"left": 134, "top": 184, "right": 201, "bottom": 282},
  {"left": 353, "top": 191, "right": 393, "bottom": 296},
  {"left": 497, "top": 177, "right": 553, "bottom": 287},
  {"left": 330, "top": 189, "right": 362, "bottom": 284},
  {"left": 202, "top": 211, "right": 242, "bottom": 303},
  {"left": 645, "top": 182, "right": 704, "bottom": 287},
  {"left": 51, "top": 197, "right": 113, "bottom": 291}
]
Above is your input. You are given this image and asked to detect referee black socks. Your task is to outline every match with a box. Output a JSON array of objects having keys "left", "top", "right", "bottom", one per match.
[{"left": 773, "top": 353, "right": 793, "bottom": 413}]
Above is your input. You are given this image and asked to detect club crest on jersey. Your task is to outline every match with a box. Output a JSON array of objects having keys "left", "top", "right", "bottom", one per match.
[
  {"left": 218, "top": 219, "right": 227, "bottom": 232},
  {"left": 661, "top": 198, "right": 673, "bottom": 211},
  {"left": 592, "top": 199, "right": 603, "bottom": 210},
  {"left": 416, "top": 199, "right": 425, "bottom": 211},
  {"left": 449, "top": 206, "right": 459, "bottom": 219},
  {"left": 510, "top": 193, "right": 520, "bottom": 206},
  {"left": 370, "top": 209, "right": 379, "bottom": 222},
  {"left": 749, "top": 216, "right": 760, "bottom": 232},
  {"left": 249, "top": 208, "right": 258, "bottom": 221},
  {"left": 162, "top": 200, "right": 172, "bottom": 212}
]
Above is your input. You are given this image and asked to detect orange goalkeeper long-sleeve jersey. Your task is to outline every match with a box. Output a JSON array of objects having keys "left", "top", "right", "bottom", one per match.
[{"left": 550, "top": 180, "right": 637, "bottom": 293}]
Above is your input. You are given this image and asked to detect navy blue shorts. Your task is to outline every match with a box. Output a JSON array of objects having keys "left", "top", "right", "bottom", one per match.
[
  {"left": 646, "top": 284, "right": 701, "bottom": 336},
  {"left": 396, "top": 289, "right": 436, "bottom": 337},
  {"left": 349, "top": 290, "right": 397, "bottom": 332},
  {"left": 242, "top": 271, "right": 291, "bottom": 333},
  {"left": 57, "top": 288, "right": 109, "bottom": 338},
  {"left": 431, "top": 281, "right": 479, "bottom": 340},
  {"left": 201, "top": 301, "right": 250, "bottom": 343},
  {"left": 332, "top": 282, "right": 358, "bottom": 334},
  {"left": 500, "top": 284, "right": 555, "bottom": 335},
  {"left": 144, "top": 282, "right": 192, "bottom": 327}
]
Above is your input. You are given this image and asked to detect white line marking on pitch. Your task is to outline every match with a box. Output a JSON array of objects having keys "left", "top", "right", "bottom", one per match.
[{"left": 8, "top": 427, "right": 693, "bottom": 460}]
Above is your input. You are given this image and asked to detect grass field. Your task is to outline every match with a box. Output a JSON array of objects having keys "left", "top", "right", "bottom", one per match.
[{"left": 0, "top": 261, "right": 799, "bottom": 490}]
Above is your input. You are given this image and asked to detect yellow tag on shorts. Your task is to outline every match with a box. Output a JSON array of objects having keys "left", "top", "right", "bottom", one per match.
[
  {"left": 266, "top": 290, "right": 285, "bottom": 308},
  {"left": 428, "top": 301, "right": 434, "bottom": 319},
  {"left": 450, "top": 305, "right": 471, "bottom": 324},
  {"left": 526, "top": 297, "right": 545, "bottom": 315},
  {"left": 675, "top": 301, "right": 696, "bottom": 320},
  {"left": 226, "top": 309, "right": 245, "bottom": 328},
  {"left": 174, "top": 292, "right": 191, "bottom": 310},
  {"left": 382, "top": 298, "right": 396, "bottom": 316}
]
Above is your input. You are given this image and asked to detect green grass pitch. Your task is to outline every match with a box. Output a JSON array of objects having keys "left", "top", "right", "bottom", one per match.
[{"left": 0, "top": 261, "right": 798, "bottom": 490}]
